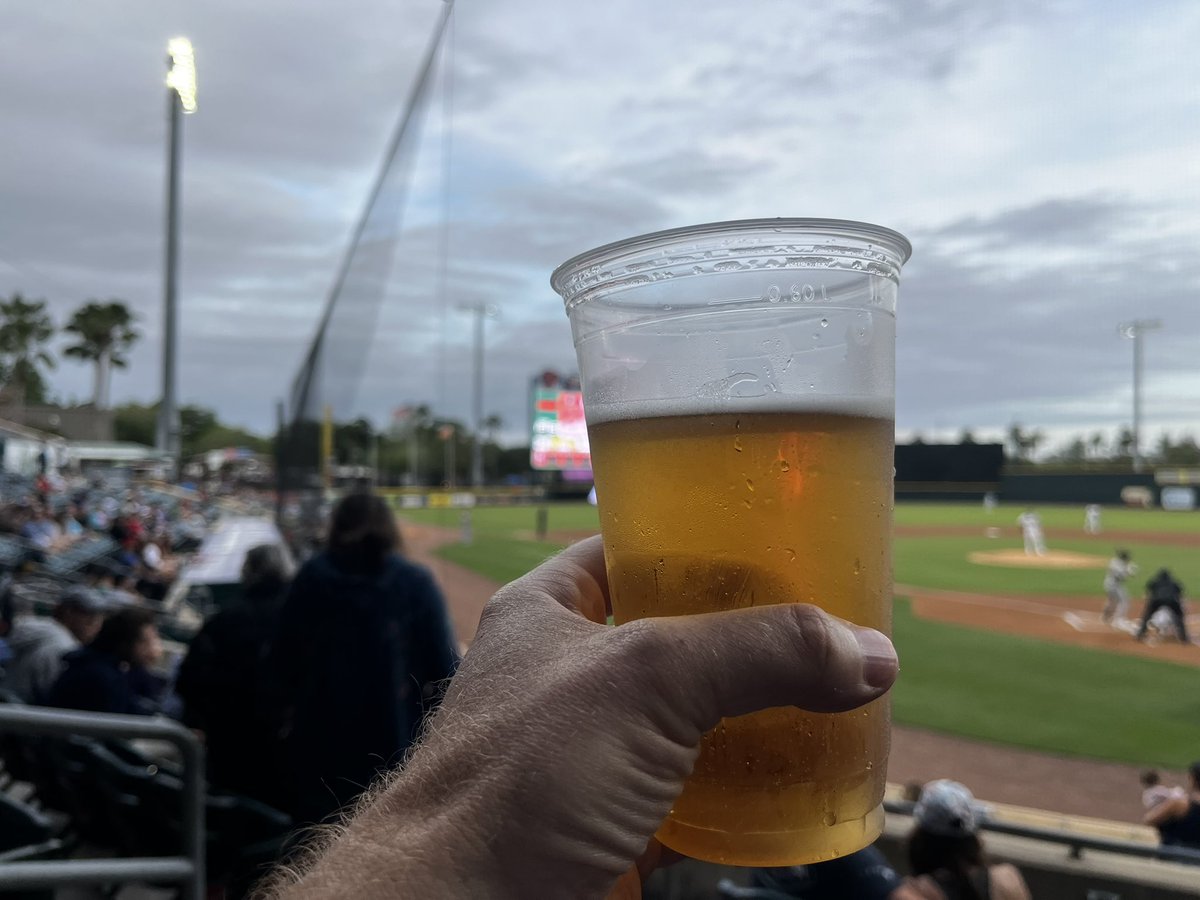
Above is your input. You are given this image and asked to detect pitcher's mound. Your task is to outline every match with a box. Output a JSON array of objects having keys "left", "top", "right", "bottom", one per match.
[{"left": 968, "top": 549, "right": 1108, "bottom": 569}]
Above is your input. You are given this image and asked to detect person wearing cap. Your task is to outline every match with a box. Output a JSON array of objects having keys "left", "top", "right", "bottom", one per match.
[
  {"left": 903, "top": 780, "right": 1030, "bottom": 900},
  {"left": 3, "top": 586, "right": 107, "bottom": 704}
]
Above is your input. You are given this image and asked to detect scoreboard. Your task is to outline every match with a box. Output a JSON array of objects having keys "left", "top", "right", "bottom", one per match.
[{"left": 530, "top": 387, "right": 591, "bottom": 471}]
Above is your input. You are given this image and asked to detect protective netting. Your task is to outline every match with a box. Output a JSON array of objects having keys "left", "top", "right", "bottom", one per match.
[{"left": 278, "top": 2, "right": 453, "bottom": 548}]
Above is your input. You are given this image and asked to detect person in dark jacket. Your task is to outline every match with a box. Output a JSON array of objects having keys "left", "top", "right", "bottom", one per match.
[
  {"left": 48, "top": 606, "right": 164, "bottom": 716},
  {"left": 749, "top": 844, "right": 903, "bottom": 898},
  {"left": 271, "top": 492, "right": 458, "bottom": 825},
  {"left": 1147, "top": 761, "right": 1200, "bottom": 853},
  {"left": 175, "top": 543, "right": 292, "bottom": 808},
  {"left": 1136, "top": 569, "right": 1191, "bottom": 644}
]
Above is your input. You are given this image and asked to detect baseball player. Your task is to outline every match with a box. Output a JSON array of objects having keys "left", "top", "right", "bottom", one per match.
[
  {"left": 1084, "top": 504, "right": 1102, "bottom": 535},
  {"left": 1017, "top": 509, "right": 1046, "bottom": 557},
  {"left": 1102, "top": 549, "right": 1137, "bottom": 626}
]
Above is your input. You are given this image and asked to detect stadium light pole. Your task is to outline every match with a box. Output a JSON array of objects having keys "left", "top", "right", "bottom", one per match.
[
  {"left": 458, "top": 303, "right": 497, "bottom": 488},
  {"left": 1119, "top": 318, "right": 1161, "bottom": 474},
  {"left": 158, "top": 37, "right": 197, "bottom": 478}
]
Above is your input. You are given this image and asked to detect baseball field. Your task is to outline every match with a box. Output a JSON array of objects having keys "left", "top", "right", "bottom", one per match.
[{"left": 401, "top": 502, "right": 1200, "bottom": 771}]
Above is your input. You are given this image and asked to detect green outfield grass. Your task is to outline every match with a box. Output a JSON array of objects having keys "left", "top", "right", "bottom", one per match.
[
  {"left": 892, "top": 597, "right": 1200, "bottom": 768},
  {"left": 438, "top": 537, "right": 566, "bottom": 585},
  {"left": 895, "top": 535, "right": 1200, "bottom": 597},
  {"left": 401, "top": 500, "right": 1200, "bottom": 766},
  {"left": 896, "top": 502, "right": 1200, "bottom": 533},
  {"left": 402, "top": 503, "right": 600, "bottom": 537}
]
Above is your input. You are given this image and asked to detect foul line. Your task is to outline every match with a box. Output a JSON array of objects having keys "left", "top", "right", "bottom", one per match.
[
  {"left": 895, "top": 583, "right": 1200, "bottom": 635},
  {"left": 895, "top": 584, "right": 1068, "bottom": 618}
]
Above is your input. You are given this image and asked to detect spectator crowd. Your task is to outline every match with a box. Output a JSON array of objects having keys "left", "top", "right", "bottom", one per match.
[{"left": 0, "top": 489, "right": 459, "bottom": 838}]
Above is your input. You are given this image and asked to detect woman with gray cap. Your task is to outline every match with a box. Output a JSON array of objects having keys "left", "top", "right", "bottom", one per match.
[{"left": 902, "top": 780, "right": 1030, "bottom": 899}]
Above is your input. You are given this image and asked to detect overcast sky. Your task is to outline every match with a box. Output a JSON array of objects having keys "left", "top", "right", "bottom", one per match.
[{"left": 2, "top": 0, "right": 1198, "bottom": 449}]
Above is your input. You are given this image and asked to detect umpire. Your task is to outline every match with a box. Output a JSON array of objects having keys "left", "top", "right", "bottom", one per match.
[{"left": 1136, "top": 569, "right": 1191, "bottom": 644}]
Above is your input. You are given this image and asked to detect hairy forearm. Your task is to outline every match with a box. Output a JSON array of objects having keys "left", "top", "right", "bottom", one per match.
[
  {"left": 263, "top": 819, "right": 478, "bottom": 898},
  {"left": 258, "top": 739, "right": 517, "bottom": 900}
]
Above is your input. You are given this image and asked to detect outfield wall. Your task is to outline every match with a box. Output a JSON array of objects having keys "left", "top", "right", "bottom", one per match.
[{"left": 1000, "top": 472, "right": 1157, "bottom": 505}]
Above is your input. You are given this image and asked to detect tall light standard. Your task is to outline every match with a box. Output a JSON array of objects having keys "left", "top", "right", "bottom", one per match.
[
  {"left": 457, "top": 303, "right": 497, "bottom": 487},
  {"left": 1119, "top": 318, "right": 1161, "bottom": 473},
  {"left": 157, "top": 37, "right": 197, "bottom": 477}
]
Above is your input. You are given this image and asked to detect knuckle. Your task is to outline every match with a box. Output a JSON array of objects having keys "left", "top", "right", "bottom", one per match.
[
  {"left": 783, "top": 603, "right": 839, "bottom": 672},
  {"left": 476, "top": 585, "right": 521, "bottom": 632}
]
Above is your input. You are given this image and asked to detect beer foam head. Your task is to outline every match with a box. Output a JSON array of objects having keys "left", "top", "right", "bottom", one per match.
[{"left": 585, "top": 393, "right": 894, "bottom": 425}]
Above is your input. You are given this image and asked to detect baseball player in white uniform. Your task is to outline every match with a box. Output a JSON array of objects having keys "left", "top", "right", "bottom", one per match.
[
  {"left": 1084, "top": 504, "right": 1102, "bottom": 535},
  {"left": 1101, "top": 549, "right": 1137, "bottom": 625},
  {"left": 1017, "top": 510, "right": 1046, "bottom": 557}
]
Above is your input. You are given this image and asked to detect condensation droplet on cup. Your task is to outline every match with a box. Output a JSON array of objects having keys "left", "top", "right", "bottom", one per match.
[
  {"left": 823, "top": 811, "right": 837, "bottom": 827},
  {"left": 785, "top": 548, "right": 797, "bottom": 562},
  {"left": 733, "top": 436, "right": 743, "bottom": 452},
  {"left": 820, "top": 318, "right": 829, "bottom": 327},
  {"left": 853, "top": 558, "right": 861, "bottom": 575},
  {"left": 745, "top": 478, "right": 755, "bottom": 492},
  {"left": 779, "top": 459, "right": 791, "bottom": 473},
  {"left": 742, "top": 499, "right": 753, "bottom": 509}
]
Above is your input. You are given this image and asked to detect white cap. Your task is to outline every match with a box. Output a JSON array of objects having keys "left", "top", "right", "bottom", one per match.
[{"left": 914, "top": 780, "right": 985, "bottom": 837}]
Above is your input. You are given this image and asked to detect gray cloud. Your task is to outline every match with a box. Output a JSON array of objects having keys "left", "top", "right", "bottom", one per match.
[
  {"left": 1, "top": 0, "right": 1198, "bottom": 450},
  {"left": 930, "top": 195, "right": 1143, "bottom": 249}
]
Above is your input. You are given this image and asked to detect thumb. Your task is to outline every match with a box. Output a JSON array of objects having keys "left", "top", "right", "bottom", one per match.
[{"left": 617, "top": 603, "right": 897, "bottom": 739}]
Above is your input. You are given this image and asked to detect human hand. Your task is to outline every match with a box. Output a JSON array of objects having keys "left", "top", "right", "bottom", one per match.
[{"left": 272, "top": 536, "right": 898, "bottom": 899}]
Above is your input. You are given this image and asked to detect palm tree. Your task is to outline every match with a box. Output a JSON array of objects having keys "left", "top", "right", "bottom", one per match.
[
  {"left": 0, "top": 293, "right": 56, "bottom": 405},
  {"left": 63, "top": 300, "right": 139, "bottom": 409}
]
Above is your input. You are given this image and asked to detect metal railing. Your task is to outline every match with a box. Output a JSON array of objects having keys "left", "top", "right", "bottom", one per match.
[
  {"left": 0, "top": 704, "right": 205, "bottom": 899},
  {"left": 884, "top": 798, "right": 1200, "bottom": 866}
]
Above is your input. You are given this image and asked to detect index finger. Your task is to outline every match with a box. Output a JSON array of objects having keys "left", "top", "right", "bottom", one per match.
[{"left": 515, "top": 534, "right": 610, "bottom": 624}]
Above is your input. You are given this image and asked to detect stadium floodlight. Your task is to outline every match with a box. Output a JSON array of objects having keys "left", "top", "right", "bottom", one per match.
[
  {"left": 157, "top": 37, "right": 197, "bottom": 476},
  {"left": 166, "top": 37, "right": 197, "bottom": 113},
  {"left": 1118, "top": 319, "right": 1162, "bottom": 473},
  {"left": 457, "top": 303, "right": 499, "bottom": 488}
]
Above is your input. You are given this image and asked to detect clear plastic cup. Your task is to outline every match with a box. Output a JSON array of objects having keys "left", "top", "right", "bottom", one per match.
[{"left": 552, "top": 219, "right": 911, "bottom": 866}]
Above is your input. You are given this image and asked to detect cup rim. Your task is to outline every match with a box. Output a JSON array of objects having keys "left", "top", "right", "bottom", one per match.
[{"left": 550, "top": 218, "right": 912, "bottom": 303}]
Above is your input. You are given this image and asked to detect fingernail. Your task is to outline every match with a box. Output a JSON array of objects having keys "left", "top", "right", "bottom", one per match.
[{"left": 853, "top": 626, "right": 898, "bottom": 689}]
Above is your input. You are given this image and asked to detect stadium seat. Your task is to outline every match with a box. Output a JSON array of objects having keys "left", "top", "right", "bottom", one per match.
[
  {"left": 0, "top": 791, "right": 57, "bottom": 853},
  {"left": 0, "top": 689, "right": 38, "bottom": 785},
  {"left": 0, "top": 791, "right": 63, "bottom": 900},
  {"left": 69, "top": 737, "right": 293, "bottom": 887}
]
